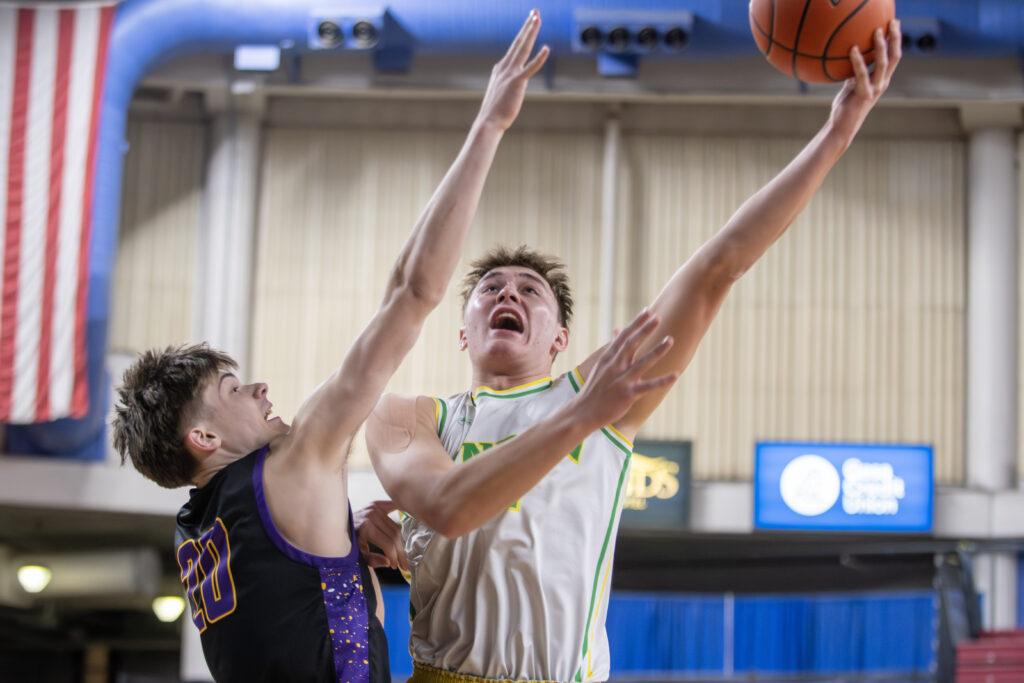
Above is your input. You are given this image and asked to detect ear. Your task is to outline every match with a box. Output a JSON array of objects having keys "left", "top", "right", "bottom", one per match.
[
  {"left": 185, "top": 426, "right": 221, "bottom": 458},
  {"left": 458, "top": 327, "right": 468, "bottom": 351},
  {"left": 551, "top": 326, "right": 569, "bottom": 355}
]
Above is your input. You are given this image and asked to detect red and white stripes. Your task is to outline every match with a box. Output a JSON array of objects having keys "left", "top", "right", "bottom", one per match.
[{"left": 0, "top": 2, "right": 115, "bottom": 423}]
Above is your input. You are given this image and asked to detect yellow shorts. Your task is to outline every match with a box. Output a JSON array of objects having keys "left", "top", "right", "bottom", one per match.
[{"left": 408, "top": 662, "right": 561, "bottom": 683}]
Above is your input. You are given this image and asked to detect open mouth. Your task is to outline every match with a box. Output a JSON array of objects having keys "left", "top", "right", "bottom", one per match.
[
  {"left": 265, "top": 405, "right": 273, "bottom": 421},
  {"left": 490, "top": 311, "right": 524, "bottom": 333}
]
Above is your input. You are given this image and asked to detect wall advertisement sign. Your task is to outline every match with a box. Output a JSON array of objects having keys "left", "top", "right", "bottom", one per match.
[{"left": 754, "top": 442, "right": 933, "bottom": 532}]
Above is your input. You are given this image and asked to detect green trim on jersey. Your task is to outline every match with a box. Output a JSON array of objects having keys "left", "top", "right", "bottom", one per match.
[
  {"left": 433, "top": 397, "right": 448, "bottom": 437},
  {"left": 472, "top": 377, "right": 553, "bottom": 404},
  {"left": 567, "top": 366, "right": 583, "bottom": 393},
  {"left": 576, "top": 450, "right": 633, "bottom": 682}
]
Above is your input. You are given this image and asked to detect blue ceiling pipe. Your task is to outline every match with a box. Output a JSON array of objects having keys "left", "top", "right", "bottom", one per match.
[{"left": 7, "top": 0, "right": 1024, "bottom": 462}]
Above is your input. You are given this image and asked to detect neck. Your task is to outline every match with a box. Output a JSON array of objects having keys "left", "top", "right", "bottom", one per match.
[
  {"left": 190, "top": 438, "right": 274, "bottom": 488},
  {"left": 470, "top": 365, "right": 554, "bottom": 392},
  {"left": 190, "top": 449, "right": 241, "bottom": 488}
]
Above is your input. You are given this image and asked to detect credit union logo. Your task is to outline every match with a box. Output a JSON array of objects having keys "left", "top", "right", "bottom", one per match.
[{"left": 779, "top": 454, "right": 841, "bottom": 517}]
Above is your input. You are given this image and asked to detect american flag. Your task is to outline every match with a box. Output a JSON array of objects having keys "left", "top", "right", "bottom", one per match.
[{"left": 0, "top": 2, "right": 115, "bottom": 423}]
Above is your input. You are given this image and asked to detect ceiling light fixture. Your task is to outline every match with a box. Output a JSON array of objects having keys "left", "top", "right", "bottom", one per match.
[
  {"left": 17, "top": 565, "right": 52, "bottom": 594},
  {"left": 152, "top": 595, "right": 186, "bottom": 623}
]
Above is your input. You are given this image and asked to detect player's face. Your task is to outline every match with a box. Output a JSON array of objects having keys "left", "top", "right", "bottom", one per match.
[
  {"left": 460, "top": 266, "right": 567, "bottom": 370},
  {"left": 200, "top": 372, "right": 289, "bottom": 452}
]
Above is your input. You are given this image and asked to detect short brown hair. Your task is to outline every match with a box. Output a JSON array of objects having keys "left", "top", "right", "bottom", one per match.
[
  {"left": 112, "top": 344, "right": 237, "bottom": 488},
  {"left": 460, "top": 245, "right": 574, "bottom": 327}
]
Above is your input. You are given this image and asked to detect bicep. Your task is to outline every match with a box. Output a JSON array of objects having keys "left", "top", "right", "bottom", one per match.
[{"left": 615, "top": 261, "right": 734, "bottom": 433}]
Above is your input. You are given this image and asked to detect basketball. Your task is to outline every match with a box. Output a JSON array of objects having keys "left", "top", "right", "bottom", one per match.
[{"left": 750, "top": 0, "right": 895, "bottom": 83}]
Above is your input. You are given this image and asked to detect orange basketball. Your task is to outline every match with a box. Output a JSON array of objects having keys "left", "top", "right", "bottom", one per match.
[{"left": 749, "top": 0, "right": 895, "bottom": 83}]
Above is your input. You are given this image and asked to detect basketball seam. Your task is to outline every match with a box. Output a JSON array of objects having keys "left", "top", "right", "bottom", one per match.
[
  {"left": 751, "top": 1, "right": 881, "bottom": 82},
  {"left": 822, "top": 0, "right": 874, "bottom": 81},
  {"left": 752, "top": 18, "right": 878, "bottom": 60},
  {"left": 791, "top": 0, "right": 815, "bottom": 79}
]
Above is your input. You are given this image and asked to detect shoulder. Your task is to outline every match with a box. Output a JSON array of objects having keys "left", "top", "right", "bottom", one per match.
[{"left": 366, "top": 393, "right": 438, "bottom": 452}]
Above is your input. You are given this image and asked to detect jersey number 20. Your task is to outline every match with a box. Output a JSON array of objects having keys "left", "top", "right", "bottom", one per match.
[{"left": 177, "top": 518, "right": 237, "bottom": 631}]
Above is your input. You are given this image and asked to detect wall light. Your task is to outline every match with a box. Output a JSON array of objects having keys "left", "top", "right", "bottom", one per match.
[
  {"left": 152, "top": 595, "right": 186, "bottom": 623},
  {"left": 17, "top": 565, "right": 52, "bottom": 594}
]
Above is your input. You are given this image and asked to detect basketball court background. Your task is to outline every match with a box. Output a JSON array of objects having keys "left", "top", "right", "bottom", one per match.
[{"left": 0, "top": 1, "right": 1022, "bottom": 681}]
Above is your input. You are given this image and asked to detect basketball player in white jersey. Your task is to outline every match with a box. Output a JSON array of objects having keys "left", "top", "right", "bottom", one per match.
[{"left": 367, "top": 19, "right": 903, "bottom": 683}]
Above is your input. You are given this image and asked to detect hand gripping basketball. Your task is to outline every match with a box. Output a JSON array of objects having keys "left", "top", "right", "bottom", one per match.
[{"left": 750, "top": 0, "right": 896, "bottom": 83}]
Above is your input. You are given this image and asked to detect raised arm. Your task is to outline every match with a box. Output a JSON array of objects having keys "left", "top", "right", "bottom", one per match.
[
  {"left": 594, "top": 21, "right": 902, "bottom": 439},
  {"left": 367, "top": 310, "right": 677, "bottom": 537},
  {"left": 288, "top": 12, "right": 550, "bottom": 463}
]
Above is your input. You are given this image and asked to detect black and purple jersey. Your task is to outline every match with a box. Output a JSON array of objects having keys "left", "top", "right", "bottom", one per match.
[{"left": 175, "top": 446, "right": 390, "bottom": 683}]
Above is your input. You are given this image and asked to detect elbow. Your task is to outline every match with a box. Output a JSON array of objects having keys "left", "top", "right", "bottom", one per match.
[
  {"left": 428, "top": 507, "right": 472, "bottom": 539},
  {"left": 699, "top": 241, "right": 752, "bottom": 286},
  {"left": 388, "top": 267, "right": 446, "bottom": 313},
  {"left": 405, "top": 275, "right": 447, "bottom": 310}
]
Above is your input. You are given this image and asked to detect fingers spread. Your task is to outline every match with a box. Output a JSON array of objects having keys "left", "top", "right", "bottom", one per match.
[
  {"left": 505, "top": 10, "right": 540, "bottom": 66},
  {"left": 634, "top": 371, "right": 679, "bottom": 393},
  {"left": 849, "top": 45, "right": 869, "bottom": 93},
  {"left": 618, "top": 312, "right": 662, "bottom": 363},
  {"left": 870, "top": 28, "right": 887, "bottom": 90},
  {"left": 523, "top": 44, "right": 550, "bottom": 79},
  {"left": 629, "top": 335, "right": 674, "bottom": 376},
  {"left": 608, "top": 308, "right": 652, "bottom": 355},
  {"left": 889, "top": 19, "right": 903, "bottom": 67}
]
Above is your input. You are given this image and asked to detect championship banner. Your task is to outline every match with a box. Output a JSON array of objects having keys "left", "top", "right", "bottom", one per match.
[
  {"left": 620, "top": 440, "right": 691, "bottom": 530},
  {"left": 0, "top": 2, "right": 116, "bottom": 422}
]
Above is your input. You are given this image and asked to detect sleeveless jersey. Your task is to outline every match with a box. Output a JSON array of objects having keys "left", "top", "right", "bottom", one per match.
[
  {"left": 403, "top": 369, "right": 634, "bottom": 682},
  {"left": 175, "top": 446, "right": 390, "bottom": 683}
]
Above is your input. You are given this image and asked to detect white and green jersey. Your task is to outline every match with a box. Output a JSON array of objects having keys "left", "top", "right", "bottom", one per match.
[{"left": 403, "top": 368, "right": 634, "bottom": 682}]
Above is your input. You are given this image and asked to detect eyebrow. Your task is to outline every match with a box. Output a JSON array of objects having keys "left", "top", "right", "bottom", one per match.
[
  {"left": 480, "top": 271, "right": 547, "bottom": 288},
  {"left": 218, "top": 373, "right": 237, "bottom": 391}
]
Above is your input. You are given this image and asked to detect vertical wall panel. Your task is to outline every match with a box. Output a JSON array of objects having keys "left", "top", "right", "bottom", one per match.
[
  {"left": 110, "top": 120, "right": 204, "bottom": 352},
  {"left": 616, "top": 135, "right": 965, "bottom": 483},
  {"left": 1019, "top": 132, "right": 1024, "bottom": 486},
  {"left": 252, "top": 110, "right": 965, "bottom": 481}
]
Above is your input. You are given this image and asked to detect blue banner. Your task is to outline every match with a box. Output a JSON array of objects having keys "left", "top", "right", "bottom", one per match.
[
  {"left": 380, "top": 586, "right": 936, "bottom": 677},
  {"left": 755, "top": 442, "right": 933, "bottom": 532},
  {"left": 1019, "top": 552, "right": 1024, "bottom": 628}
]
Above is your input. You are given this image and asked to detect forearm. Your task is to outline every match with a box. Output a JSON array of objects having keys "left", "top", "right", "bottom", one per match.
[
  {"left": 388, "top": 119, "right": 505, "bottom": 308},
  {"left": 420, "top": 405, "right": 600, "bottom": 537}
]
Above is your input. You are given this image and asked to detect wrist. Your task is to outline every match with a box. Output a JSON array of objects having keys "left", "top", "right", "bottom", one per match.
[
  {"left": 472, "top": 115, "right": 509, "bottom": 137},
  {"left": 821, "top": 115, "right": 858, "bottom": 157},
  {"left": 557, "top": 397, "right": 605, "bottom": 443}
]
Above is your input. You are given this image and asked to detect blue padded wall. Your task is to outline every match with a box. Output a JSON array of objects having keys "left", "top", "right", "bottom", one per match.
[{"left": 381, "top": 587, "right": 936, "bottom": 678}]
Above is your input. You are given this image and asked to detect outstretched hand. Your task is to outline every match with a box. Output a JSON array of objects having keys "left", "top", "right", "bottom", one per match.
[
  {"left": 353, "top": 499, "right": 408, "bottom": 571},
  {"left": 477, "top": 10, "right": 550, "bottom": 131},
  {"left": 574, "top": 309, "right": 678, "bottom": 431},
  {"left": 829, "top": 18, "right": 902, "bottom": 137}
]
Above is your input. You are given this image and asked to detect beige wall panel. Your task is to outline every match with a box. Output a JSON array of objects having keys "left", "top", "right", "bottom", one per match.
[
  {"left": 110, "top": 120, "right": 204, "bottom": 353},
  {"left": 1019, "top": 133, "right": 1024, "bottom": 485},
  {"left": 617, "top": 134, "right": 965, "bottom": 483},
  {"left": 252, "top": 127, "right": 604, "bottom": 467}
]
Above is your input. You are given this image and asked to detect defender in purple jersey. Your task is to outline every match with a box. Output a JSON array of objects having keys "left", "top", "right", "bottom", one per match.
[{"left": 111, "top": 12, "right": 551, "bottom": 682}]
